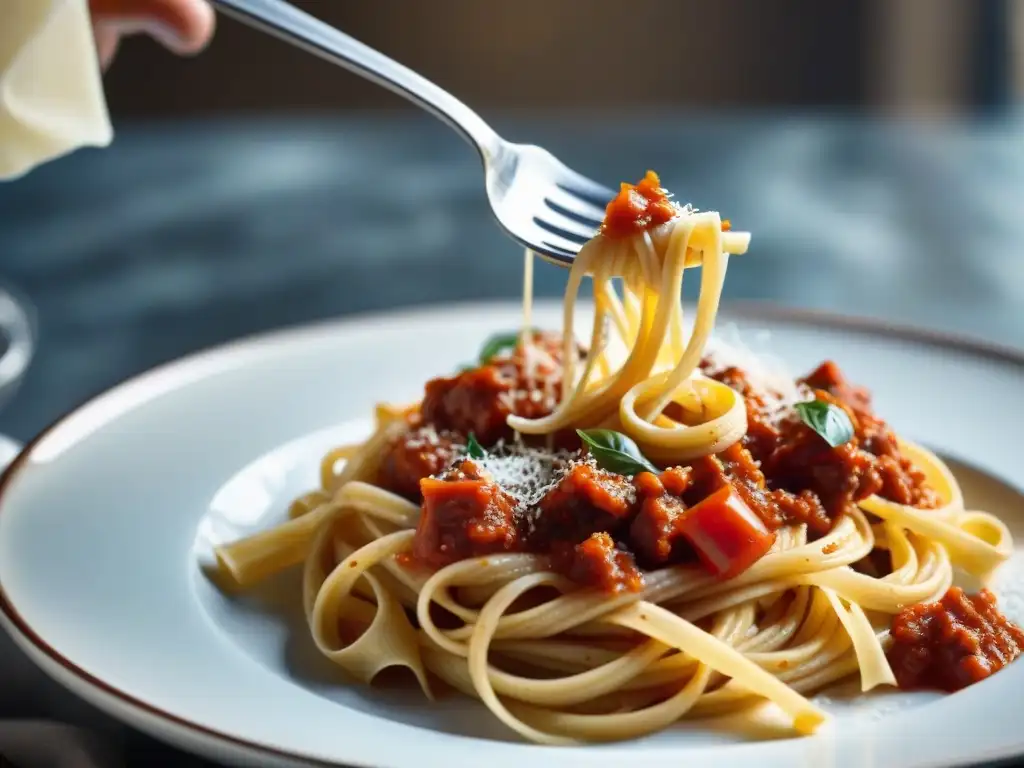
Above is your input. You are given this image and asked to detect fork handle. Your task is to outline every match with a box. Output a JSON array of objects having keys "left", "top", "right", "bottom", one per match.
[{"left": 210, "top": 0, "right": 503, "bottom": 161}]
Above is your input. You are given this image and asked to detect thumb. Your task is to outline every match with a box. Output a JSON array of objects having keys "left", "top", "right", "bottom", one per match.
[{"left": 89, "top": 0, "right": 215, "bottom": 56}]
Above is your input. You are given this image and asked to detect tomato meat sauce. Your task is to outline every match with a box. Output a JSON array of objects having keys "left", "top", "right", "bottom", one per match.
[
  {"left": 420, "top": 330, "right": 576, "bottom": 446},
  {"left": 600, "top": 170, "right": 735, "bottom": 240},
  {"left": 378, "top": 331, "right": 578, "bottom": 498},
  {"left": 702, "top": 358, "right": 941, "bottom": 536},
  {"left": 383, "top": 342, "right": 952, "bottom": 596},
  {"left": 415, "top": 460, "right": 518, "bottom": 569},
  {"left": 601, "top": 170, "right": 680, "bottom": 239},
  {"left": 378, "top": 425, "right": 462, "bottom": 501},
  {"left": 410, "top": 453, "right": 776, "bottom": 593},
  {"left": 888, "top": 587, "right": 1024, "bottom": 692}
]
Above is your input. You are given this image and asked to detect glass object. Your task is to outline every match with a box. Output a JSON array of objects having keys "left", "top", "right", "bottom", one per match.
[{"left": 0, "top": 284, "right": 35, "bottom": 468}]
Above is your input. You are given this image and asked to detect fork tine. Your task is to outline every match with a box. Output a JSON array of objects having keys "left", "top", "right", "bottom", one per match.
[
  {"left": 556, "top": 171, "right": 615, "bottom": 209},
  {"left": 511, "top": 231, "right": 577, "bottom": 265},
  {"left": 527, "top": 217, "right": 585, "bottom": 254},
  {"left": 539, "top": 241, "right": 578, "bottom": 264},
  {"left": 549, "top": 178, "right": 611, "bottom": 227},
  {"left": 533, "top": 216, "right": 592, "bottom": 245},
  {"left": 489, "top": 147, "right": 614, "bottom": 265},
  {"left": 536, "top": 226, "right": 585, "bottom": 252},
  {"left": 544, "top": 197, "right": 602, "bottom": 229}
]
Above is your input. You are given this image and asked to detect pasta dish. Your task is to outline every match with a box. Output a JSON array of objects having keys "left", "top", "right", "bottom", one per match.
[{"left": 213, "top": 172, "right": 1023, "bottom": 744}]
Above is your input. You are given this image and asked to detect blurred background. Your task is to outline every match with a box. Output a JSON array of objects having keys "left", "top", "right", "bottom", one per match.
[
  {"left": 1, "top": 0, "right": 1024, "bottom": 441},
  {"left": 105, "top": 1, "right": 1013, "bottom": 115}
]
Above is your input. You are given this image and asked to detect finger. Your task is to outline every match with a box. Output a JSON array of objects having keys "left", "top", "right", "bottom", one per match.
[
  {"left": 93, "top": 23, "right": 121, "bottom": 70},
  {"left": 89, "top": 0, "right": 215, "bottom": 56}
]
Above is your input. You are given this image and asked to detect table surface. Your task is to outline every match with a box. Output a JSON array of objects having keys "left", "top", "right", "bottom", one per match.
[{"left": 1, "top": 113, "right": 1023, "bottom": 766}]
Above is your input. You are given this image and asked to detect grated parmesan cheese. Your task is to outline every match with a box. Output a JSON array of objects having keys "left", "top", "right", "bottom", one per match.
[
  {"left": 436, "top": 439, "right": 580, "bottom": 516},
  {"left": 480, "top": 441, "right": 574, "bottom": 513},
  {"left": 403, "top": 424, "right": 461, "bottom": 452},
  {"left": 702, "top": 324, "right": 812, "bottom": 426}
]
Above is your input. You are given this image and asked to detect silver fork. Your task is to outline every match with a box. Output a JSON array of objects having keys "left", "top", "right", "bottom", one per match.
[{"left": 210, "top": 0, "right": 613, "bottom": 266}]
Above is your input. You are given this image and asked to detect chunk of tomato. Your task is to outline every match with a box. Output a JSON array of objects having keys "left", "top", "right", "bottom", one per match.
[{"left": 676, "top": 485, "right": 775, "bottom": 580}]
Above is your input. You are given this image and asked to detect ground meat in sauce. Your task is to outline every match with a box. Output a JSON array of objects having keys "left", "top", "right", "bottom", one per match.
[
  {"left": 802, "top": 361, "right": 938, "bottom": 508},
  {"left": 530, "top": 462, "right": 636, "bottom": 545},
  {"left": 557, "top": 532, "right": 643, "bottom": 593},
  {"left": 760, "top": 400, "right": 883, "bottom": 536},
  {"left": 402, "top": 352, "right": 942, "bottom": 592},
  {"left": 414, "top": 460, "right": 520, "bottom": 568},
  {"left": 887, "top": 587, "right": 1024, "bottom": 692},
  {"left": 377, "top": 425, "right": 462, "bottom": 501},
  {"left": 699, "top": 357, "right": 940, "bottom": 535},
  {"left": 600, "top": 171, "right": 734, "bottom": 240},
  {"left": 421, "top": 331, "right": 579, "bottom": 446},
  {"left": 629, "top": 491, "right": 692, "bottom": 566},
  {"left": 601, "top": 171, "right": 680, "bottom": 239},
  {"left": 380, "top": 332, "right": 579, "bottom": 500}
]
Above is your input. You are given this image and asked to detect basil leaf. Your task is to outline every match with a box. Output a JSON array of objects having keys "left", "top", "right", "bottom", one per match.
[
  {"left": 465, "top": 433, "right": 486, "bottom": 459},
  {"left": 576, "top": 429, "right": 659, "bottom": 476},
  {"left": 794, "top": 400, "right": 854, "bottom": 448},
  {"left": 478, "top": 328, "right": 538, "bottom": 365}
]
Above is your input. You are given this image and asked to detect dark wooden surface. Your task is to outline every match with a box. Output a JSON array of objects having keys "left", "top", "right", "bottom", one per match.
[{"left": 1, "top": 113, "right": 1023, "bottom": 766}]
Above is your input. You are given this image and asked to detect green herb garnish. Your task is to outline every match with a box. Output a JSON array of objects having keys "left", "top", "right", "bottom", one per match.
[
  {"left": 576, "top": 429, "right": 659, "bottom": 476},
  {"left": 794, "top": 400, "right": 854, "bottom": 448},
  {"left": 465, "top": 433, "right": 487, "bottom": 459},
  {"left": 478, "top": 328, "right": 538, "bottom": 365}
]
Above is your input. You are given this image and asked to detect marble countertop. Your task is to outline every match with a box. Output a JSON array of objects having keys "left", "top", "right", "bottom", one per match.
[{"left": 0, "top": 113, "right": 1022, "bottom": 766}]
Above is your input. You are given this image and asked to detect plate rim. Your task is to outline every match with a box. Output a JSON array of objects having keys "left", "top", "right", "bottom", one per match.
[{"left": 2, "top": 299, "right": 1023, "bottom": 768}]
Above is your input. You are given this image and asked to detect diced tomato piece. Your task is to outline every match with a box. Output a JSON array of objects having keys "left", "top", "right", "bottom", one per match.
[{"left": 676, "top": 485, "right": 775, "bottom": 580}]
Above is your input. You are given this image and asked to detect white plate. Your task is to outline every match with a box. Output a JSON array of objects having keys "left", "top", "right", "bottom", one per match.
[{"left": 1, "top": 301, "right": 1023, "bottom": 768}]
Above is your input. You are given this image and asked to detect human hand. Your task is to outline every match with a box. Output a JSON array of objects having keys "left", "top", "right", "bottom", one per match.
[{"left": 89, "top": 0, "right": 215, "bottom": 69}]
